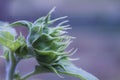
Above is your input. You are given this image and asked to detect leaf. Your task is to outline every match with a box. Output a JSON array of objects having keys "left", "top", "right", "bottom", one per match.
[
  {"left": 48, "top": 16, "right": 68, "bottom": 25},
  {"left": 0, "top": 26, "right": 15, "bottom": 49},
  {"left": 0, "top": 25, "right": 17, "bottom": 38},
  {"left": 34, "top": 17, "right": 46, "bottom": 26},
  {"left": 57, "top": 20, "right": 69, "bottom": 26},
  {"left": 35, "top": 65, "right": 50, "bottom": 73},
  {"left": 0, "top": 25, "right": 25, "bottom": 52},
  {"left": 14, "top": 72, "right": 21, "bottom": 80},
  {"left": 15, "top": 45, "right": 29, "bottom": 59},
  {"left": 55, "top": 58, "right": 99, "bottom": 80},
  {"left": 35, "top": 49, "right": 58, "bottom": 63},
  {"left": 45, "top": 7, "right": 56, "bottom": 24},
  {"left": 0, "top": 34, "right": 24, "bottom": 52},
  {"left": 34, "top": 7, "right": 56, "bottom": 25},
  {"left": 10, "top": 20, "right": 32, "bottom": 30}
]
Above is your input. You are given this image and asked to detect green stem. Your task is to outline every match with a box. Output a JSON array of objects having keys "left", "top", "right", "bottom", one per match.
[
  {"left": 6, "top": 52, "right": 17, "bottom": 80},
  {"left": 21, "top": 71, "right": 36, "bottom": 80},
  {"left": 21, "top": 66, "right": 50, "bottom": 80}
]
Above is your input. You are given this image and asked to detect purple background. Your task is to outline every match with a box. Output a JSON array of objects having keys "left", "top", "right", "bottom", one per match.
[{"left": 0, "top": 0, "right": 120, "bottom": 80}]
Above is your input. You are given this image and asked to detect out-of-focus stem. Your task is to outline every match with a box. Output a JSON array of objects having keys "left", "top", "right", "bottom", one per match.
[
  {"left": 21, "top": 71, "right": 36, "bottom": 80},
  {"left": 6, "top": 52, "right": 17, "bottom": 80}
]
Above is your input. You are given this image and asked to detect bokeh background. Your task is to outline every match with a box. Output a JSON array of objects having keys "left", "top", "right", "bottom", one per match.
[{"left": 0, "top": 0, "right": 120, "bottom": 80}]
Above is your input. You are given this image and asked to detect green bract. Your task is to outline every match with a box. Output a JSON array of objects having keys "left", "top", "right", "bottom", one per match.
[
  {"left": 0, "top": 22, "right": 25, "bottom": 52},
  {"left": 0, "top": 8, "right": 99, "bottom": 80}
]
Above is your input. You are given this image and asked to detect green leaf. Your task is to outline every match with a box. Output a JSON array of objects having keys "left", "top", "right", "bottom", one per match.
[
  {"left": 0, "top": 24, "right": 25, "bottom": 52},
  {"left": 34, "top": 16, "right": 44, "bottom": 24},
  {"left": 0, "top": 26, "right": 15, "bottom": 49},
  {"left": 45, "top": 7, "right": 56, "bottom": 24},
  {"left": 14, "top": 72, "right": 21, "bottom": 80},
  {"left": 48, "top": 16, "right": 68, "bottom": 25},
  {"left": 35, "top": 49, "right": 58, "bottom": 64},
  {"left": 0, "top": 25, "right": 17, "bottom": 38},
  {"left": 55, "top": 58, "right": 99, "bottom": 80},
  {"left": 34, "top": 7, "right": 56, "bottom": 25},
  {"left": 15, "top": 45, "right": 29, "bottom": 59},
  {"left": 10, "top": 20, "right": 32, "bottom": 30}
]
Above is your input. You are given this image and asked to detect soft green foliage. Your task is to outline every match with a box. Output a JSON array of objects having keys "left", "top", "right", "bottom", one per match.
[
  {"left": 0, "top": 22, "right": 25, "bottom": 52},
  {"left": 0, "top": 8, "right": 99, "bottom": 80}
]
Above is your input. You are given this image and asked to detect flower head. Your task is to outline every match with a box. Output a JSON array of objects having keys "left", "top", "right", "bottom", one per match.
[{"left": 10, "top": 8, "right": 99, "bottom": 80}]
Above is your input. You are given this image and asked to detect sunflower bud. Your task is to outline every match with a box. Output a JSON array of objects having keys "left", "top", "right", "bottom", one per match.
[
  {"left": 10, "top": 8, "right": 99, "bottom": 80},
  {"left": 28, "top": 13, "right": 73, "bottom": 64}
]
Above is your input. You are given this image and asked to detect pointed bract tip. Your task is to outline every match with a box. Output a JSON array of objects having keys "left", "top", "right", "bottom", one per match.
[{"left": 49, "top": 7, "right": 56, "bottom": 14}]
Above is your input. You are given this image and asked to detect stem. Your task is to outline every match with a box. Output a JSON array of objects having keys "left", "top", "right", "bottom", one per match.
[
  {"left": 21, "top": 71, "right": 36, "bottom": 80},
  {"left": 21, "top": 66, "right": 50, "bottom": 80},
  {"left": 6, "top": 52, "right": 17, "bottom": 80}
]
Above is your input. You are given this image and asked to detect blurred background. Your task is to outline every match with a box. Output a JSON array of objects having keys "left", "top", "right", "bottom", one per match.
[{"left": 0, "top": 0, "right": 120, "bottom": 80}]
